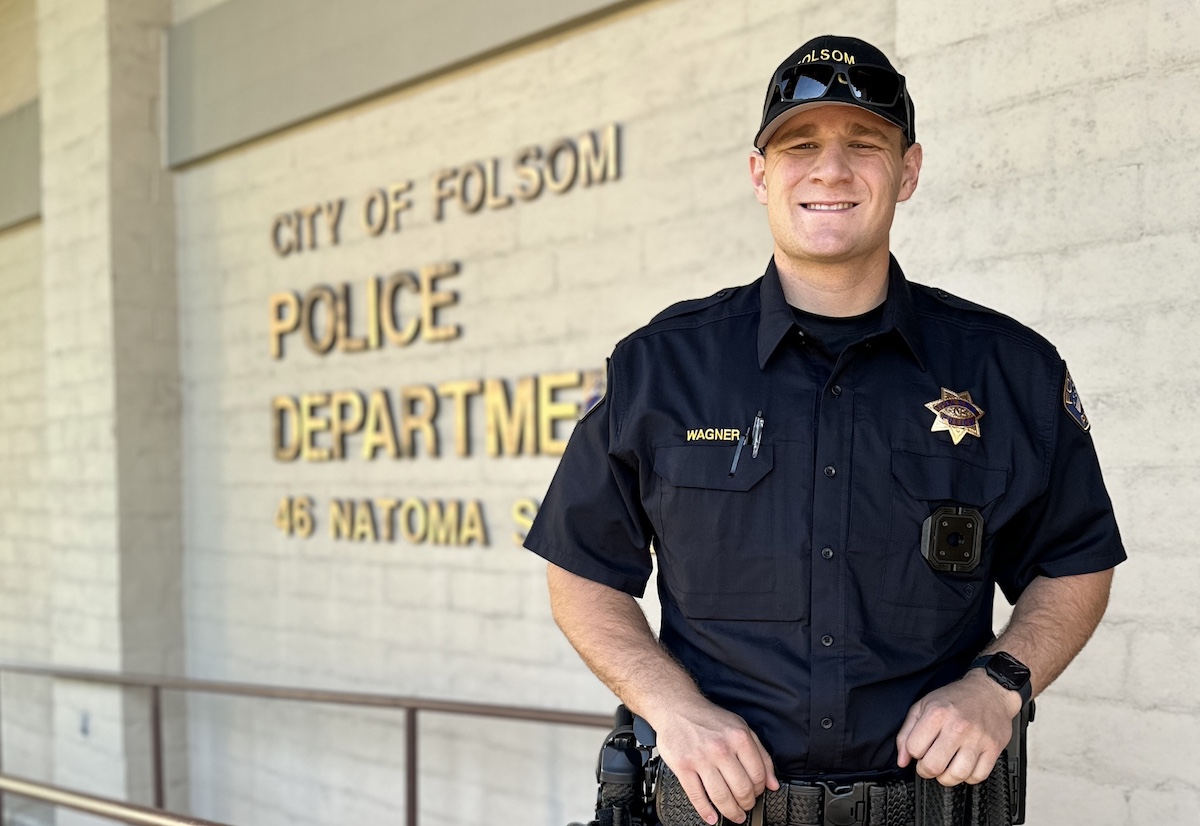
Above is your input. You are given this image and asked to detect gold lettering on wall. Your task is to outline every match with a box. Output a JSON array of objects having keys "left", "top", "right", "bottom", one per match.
[
  {"left": 438, "top": 379, "right": 482, "bottom": 457},
  {"left": 485, "top": 376, "right": 536, "bottom": 457},
  {"left": 430, "top": 124, "right": 620, "bottom": 221},
  {"left": 511, "top": 497, "right": 539, "bottom": 547},
  {"left": 264, "top": 123, "right": 627, "bottom": 546},
  {"left": 271, "top": 199, "right": 346, "bottom": 256},
  {"left": 538, "top": 371, "right": 584, "bottom": 456},
  {"left": 327, "top": 498, "right": 489, "bottom": 546},
  {"left": 271, "top": 371, "right": 589, "bottom": 462},
  {"left": 277, "top": 494, "right": 526, "bottom": 546},
  {"left": 269, "top": 124, "right": 621, "bottom": 251},
  {"left": 268, "top": 263, "right": 461, "bottom": 358}
]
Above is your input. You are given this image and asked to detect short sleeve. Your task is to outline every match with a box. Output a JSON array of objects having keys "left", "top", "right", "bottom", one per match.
[
  {"left": 523, "top": 359, "right": 655, "bottom": 596},
  {"left": 993, "top": 362, "right": 1126, "bottom": 603}
]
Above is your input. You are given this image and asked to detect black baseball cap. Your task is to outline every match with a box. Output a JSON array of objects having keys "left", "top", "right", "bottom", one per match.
[{"left": 754, "top": 35, "right": 915, "bottom": 150}]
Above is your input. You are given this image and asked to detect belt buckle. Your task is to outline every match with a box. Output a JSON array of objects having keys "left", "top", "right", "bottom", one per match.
[{"left": 819, "top": 781, "right": 868, "bottom": 826}]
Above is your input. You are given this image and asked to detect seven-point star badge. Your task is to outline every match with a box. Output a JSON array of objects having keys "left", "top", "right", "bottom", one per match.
[{"left": 925, "top": 388, "right": 985, "bottom": 445}]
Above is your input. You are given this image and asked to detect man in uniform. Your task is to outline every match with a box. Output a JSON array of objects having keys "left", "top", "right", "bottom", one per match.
[{"left": 524, "top": 35, "right": 1124, "bottom": 826}]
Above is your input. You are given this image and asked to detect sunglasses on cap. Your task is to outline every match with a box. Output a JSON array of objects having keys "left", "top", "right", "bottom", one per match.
[{"left": 772, "top": 61, "right": 906, "bottom": 107}]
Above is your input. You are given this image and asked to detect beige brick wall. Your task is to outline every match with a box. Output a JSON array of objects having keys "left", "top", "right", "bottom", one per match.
[
  {"left": 29, "top": 0, "right": 186, "bottom": 819},
  {"left": 0, "top": 221, "right": 53, "bottom": 825}
]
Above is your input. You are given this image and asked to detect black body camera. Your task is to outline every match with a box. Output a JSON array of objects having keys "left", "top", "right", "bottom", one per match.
[{"left": 921, "top": 506, "right": 983, "bottom": 574}]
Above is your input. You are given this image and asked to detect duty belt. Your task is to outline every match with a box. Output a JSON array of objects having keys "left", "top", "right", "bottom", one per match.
[
  {"left": 655, "top": 759, "right": 1014, "bottom": 826},
  {"left": 655, "top": 764, "right": 914, "bottom": 826}
]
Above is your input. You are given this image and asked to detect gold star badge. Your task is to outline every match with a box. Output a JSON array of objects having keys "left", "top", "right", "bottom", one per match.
[{"left": 925, "top": 388, "right": 985, "bottom": 445}]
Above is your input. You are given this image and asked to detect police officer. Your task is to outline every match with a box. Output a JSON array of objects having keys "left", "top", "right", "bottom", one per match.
[{"left": 525, "top": 34, "right": 1125, "bottom": 826}]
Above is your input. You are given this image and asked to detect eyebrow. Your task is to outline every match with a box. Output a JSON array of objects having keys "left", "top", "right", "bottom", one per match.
[{"left": 774, "top": 121, "right": 895, "bottom": 145}]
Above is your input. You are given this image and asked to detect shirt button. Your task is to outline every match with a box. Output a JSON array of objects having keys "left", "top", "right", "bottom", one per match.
[
  {"left": 821, "top": 717, "right": 834, "bottom": 730},
  {"left": 823, "top": 465, "right": 836, "bottom": 477},
  {"left": 821, "top": 547, "right": 834, "bottom": 559},
  {"left": 831, "top": 385, "right": 842, "bottom": 397},
  {"left": 821, "top": 635, "right": 834, "bottom": 647}
]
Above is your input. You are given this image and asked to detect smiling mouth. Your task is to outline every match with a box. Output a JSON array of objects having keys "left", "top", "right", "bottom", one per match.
[{"left": 802, "top": 202, "right": 857, "bottom": 211}]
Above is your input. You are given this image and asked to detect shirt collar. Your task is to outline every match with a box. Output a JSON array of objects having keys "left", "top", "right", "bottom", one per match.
[{"left": 756, "top": 255, "right": 927, "bottom": 370}]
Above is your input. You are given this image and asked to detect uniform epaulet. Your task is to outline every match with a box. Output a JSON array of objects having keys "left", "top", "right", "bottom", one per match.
[
  {"left": 915, "top": 283, "right": 1058, "bottom": 359},
  {"left": 647, "top": 286, "right": 739, "bottom": 326},
  {"left": 918, "top": 284, "right": 1000, "bottom": 316}
]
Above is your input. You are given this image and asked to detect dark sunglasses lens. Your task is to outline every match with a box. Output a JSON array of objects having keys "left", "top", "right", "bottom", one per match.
[
  {"left": 781, "top": 65, "right": 835, "bottom": 101},
  {"left": 846, "top": 66, "right": 901, "bottom": 105}
]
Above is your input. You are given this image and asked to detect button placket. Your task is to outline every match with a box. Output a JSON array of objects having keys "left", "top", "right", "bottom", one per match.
[{"left": 810, "top": 380, "right": 851, "bottom": 757}]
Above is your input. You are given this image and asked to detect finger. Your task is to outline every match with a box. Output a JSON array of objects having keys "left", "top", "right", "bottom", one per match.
[
  {"left": 716, "top": 754, "right": 759, "bottom": 815},
  {"left": 916, "top": 735, "right": 956, "bottom": 780},
  {"left": 937, "top": 747, "right": 978, "bottom": 787},
  {"left": 895, "top": 702, "right": 924, "bottom": 767},
  {"left": 967, "top": 750, "right": 999, "bottom": 785},
  {"left": 698, "top": 764, "right": 749, "bottom": 824},
  {"left": 733, "top": 733, "right": 769, "bottom": 797},
  {"left": 677, "top": 768, "right": 720, "bottom": 825},
  {"left": 903, "top": 709, "right": 942, "bottom": 768},
  {"left": 750, "top": 731, "right": 780, "bottom": 791}
]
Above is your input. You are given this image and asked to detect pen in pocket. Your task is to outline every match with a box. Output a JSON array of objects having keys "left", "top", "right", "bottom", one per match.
[{"left": 729, "top": 410, "right": 764, "bottom": 476}]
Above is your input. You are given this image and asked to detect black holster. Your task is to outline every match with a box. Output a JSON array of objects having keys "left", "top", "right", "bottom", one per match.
[{"left": 914, "top": 700, "right": 1034, "bottom": 826}]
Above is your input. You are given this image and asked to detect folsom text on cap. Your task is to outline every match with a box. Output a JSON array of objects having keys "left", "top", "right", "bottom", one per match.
[{"left": 799, "top": 49, "right": 857, "bottom": 65}]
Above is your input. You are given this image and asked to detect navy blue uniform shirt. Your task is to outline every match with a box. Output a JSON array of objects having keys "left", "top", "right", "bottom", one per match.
[{"left": 525, "top": 256, "right": 1125, "bottom": 777}]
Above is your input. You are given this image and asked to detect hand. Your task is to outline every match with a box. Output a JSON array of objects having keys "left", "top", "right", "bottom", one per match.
[
  {"left": 651, "top": 698, "right": 780, "bottom": 825},
  {"left": 895, "top": 670, "right": 1022, "bottom": 786}
]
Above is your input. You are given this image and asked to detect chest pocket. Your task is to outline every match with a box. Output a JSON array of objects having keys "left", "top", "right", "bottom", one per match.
[
  {"left": 652, "top": 444, "right": 802, "bottom": 621},
  {"left": 881, "top": 451, "right": 1008, "bottom": 637}
]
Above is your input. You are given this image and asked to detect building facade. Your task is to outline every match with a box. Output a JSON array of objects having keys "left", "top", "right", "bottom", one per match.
[{"left": 1, "top": 0, "right": 1198, "bottom": 824}]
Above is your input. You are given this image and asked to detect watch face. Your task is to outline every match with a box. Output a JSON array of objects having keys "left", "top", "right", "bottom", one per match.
[{"left": 988, "top": 652, "right": 1031, "bottom": 690}]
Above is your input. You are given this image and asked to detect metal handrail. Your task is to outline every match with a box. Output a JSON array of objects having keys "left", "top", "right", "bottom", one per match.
[
  {"left": 0, "top": 660, "right": 613, "bottom": 826},
  {"left": 0, "top": 773, "right": 235, "bottom": 826}
]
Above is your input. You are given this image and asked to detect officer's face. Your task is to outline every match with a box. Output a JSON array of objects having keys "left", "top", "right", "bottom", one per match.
[{"left": 749, "top": 105, "right": 922, "bottom": 273}]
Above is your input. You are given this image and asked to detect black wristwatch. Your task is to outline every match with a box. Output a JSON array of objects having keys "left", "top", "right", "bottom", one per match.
[{"left": 970, "top": 651, "right": 1032, "bottom": 707}]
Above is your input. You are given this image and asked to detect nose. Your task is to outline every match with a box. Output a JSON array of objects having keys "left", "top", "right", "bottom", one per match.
[{"left": 808, "top": 143, "right": 853, "bottom": 185}]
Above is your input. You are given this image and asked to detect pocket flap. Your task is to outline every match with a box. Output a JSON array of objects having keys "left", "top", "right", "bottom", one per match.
[
  {"left": 654, "top": 444, "right": 774, "bottom": 492},
  {"left": 891, "top": 451, "right": 1007, "bottom": 506}
]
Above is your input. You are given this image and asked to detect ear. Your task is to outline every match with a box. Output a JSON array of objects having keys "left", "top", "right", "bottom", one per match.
[
  {"left": 896, "top": 142, "right": 922, "bottom": 203},
  {"left": 749, "top": 150, "right": 769, "bottom": 205}
]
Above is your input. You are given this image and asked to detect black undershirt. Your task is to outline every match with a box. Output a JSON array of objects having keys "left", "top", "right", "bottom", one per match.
[{"left": 792, "top": 303, "right": 886, "bottom": 359}]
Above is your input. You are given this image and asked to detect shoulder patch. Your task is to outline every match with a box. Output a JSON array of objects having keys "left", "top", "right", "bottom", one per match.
[
  {"left": 1063, "top": 367, "right": 1091, "bottom": 432},
  {"left": 648, "top": 287, "right": 737, "bottom": 325}
]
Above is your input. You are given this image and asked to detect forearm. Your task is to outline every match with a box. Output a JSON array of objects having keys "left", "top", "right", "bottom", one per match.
[
  {"left": 548, "top": 562, "right": 779, "bottom": 821},
  {"left": 897, "top": 569, "right": 1115, "bottom": 782},
  {"left": 984, "top": 569, "right": 1114, "bottom": 698},
  {"left": 546, "top": 562, "right": 705, "bottom": 727}
]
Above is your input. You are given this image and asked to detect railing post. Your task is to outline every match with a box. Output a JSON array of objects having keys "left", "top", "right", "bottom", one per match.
[
  {"left": 150, "top": 686, "right": 165, "bottom": 809},
  {"left": 405, "top": 707, "right": 418, "bottom": 826}
]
